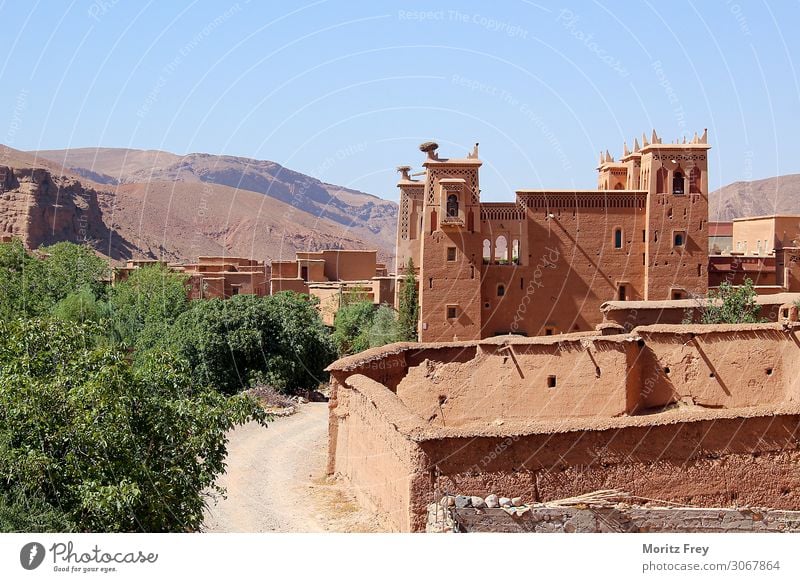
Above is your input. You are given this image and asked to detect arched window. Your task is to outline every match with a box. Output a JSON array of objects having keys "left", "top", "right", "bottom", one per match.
[
  {"left": 446, "top": 194, "right": 459, "bottom": 217},
  {"left": 674, "top": 231, "right": 685, "bottom": 247},
  {"left": 482, "top": 239, "right": 491, "bottom": 263},
  {"left": 614, "top": 182, "right": 623, "bottom": 190},
  {"left": 495, "top": 236, "right": 508, "bottom": 263},
  {"left": 673, "top": 171, "right": 684, "bottom": 195},
  {"left": 497, "top": 284, "right": 505, "bottom": 297},
  {"left": 511, "top": 239, "right": 520, "bottom": 263},
  {"left": 614, "top": 228, "right": 623, "bottom": 249}
]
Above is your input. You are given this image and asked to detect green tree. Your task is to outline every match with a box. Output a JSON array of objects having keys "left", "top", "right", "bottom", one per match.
[
  {"left": 166, "top": 293, "right": 334, "bottom": 394},
  {"left": 332, "top": 300, "right": 376, "bottom": 356},
  {"left": 0, "top": 240, "right": 108, "bottom": 321},
  {"left": 52, "top": 286, "right": 105, "bottom": 324},
  {"left": 368, "top": 304, "right": 403, "bottom": 348},
  {"left": 397, "top": 258, "right": 419, "bottom": 341},
  {"left": 108, "top": 263, "right": 190, "bottom": 350},
  {"left": 0, "top": 318, "right": 265, "bottom": 532},
  {"left": 699, "top": 279, "right": 763, "bottom": 324},
  {"left": 0, "top": 239, "right": 28, "bottom": 322},
  {"left": 35, "top": 242, "right": 109, "bottom": 305}
]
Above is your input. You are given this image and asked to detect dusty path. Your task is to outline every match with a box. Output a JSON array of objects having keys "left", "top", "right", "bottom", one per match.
[{"left": 203, "top": 402, "right": 387, "bottom": 532}]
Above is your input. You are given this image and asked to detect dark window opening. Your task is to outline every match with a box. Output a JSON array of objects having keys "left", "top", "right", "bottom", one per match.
[
  {"left": 446, "top": 246, "right": 457, "bottom": 261},
  {"left": 497, "top": 284, "right": 505, "bottom": 297},
  {"left": 674, "top": 232, "right": 685, "bottom": 247},
  {"left": 614, "top": 228, "right": 623, "bottom": 249},
  {"left": 547, "top": 375, "right": 557, "bottom": 388},
  {"left": 446, "top": 194, "right": 459, "bottom": 218},
  {"left": 642, "top": 230, "right": 646, "bottom": 243},
  {"left": 618, "top": 285, "right": 627, "bottom": 301},
  {"left": 446, "top": 306, "right": 457, "bottom": 319},
  {"left": 545, "top": 327, "right": 554, "bottom": 336},
  {"left": 673, "top": 171, "right": 684, "bottom": 195},
  {"left": 428, "top": 277, "right": 433, "bottom": 289}
]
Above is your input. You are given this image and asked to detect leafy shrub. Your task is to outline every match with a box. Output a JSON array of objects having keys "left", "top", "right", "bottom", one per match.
[
  {"left": 332, "top": 300, "right": 376, "bottom": 356},
  {"left": 166, "top": 292, "right": 334, "bottom": 394},
  {"left": 0, "top": 318, "right": 265, "bottom": 532},
  {"left": 699, "top": 279, "right": 763, "bottom": 324},
  {"left": 107, "top": 263, "right": 190, "bottom": 350}
]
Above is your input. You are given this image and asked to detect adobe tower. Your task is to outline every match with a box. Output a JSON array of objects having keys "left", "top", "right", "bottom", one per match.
[{"left": 396, "top": 132, "right": 710, "bottom": 342}]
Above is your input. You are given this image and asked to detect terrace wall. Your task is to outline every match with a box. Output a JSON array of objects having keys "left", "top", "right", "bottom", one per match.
[{"left": 327, "top": 324, "right": 800, "bottom": 532}]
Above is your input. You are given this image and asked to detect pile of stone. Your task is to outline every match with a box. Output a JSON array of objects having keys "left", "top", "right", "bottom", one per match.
[
  {"left": 426, "top": 494, "right": 530, "bottom": 532},
  {"left": 439, "top": 494, "right": 524, "bottom": 509}
]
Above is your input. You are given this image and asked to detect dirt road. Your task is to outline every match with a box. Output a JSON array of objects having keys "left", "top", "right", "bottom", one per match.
[{"left": 203, "top": 402, "right": 387, "bottom": 533}]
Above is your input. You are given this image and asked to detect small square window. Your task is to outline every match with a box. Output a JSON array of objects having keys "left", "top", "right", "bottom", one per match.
[
  {"left": 674, "top": 231, "right": 686, "bottom": 247},
  {"left": 547, "top": 375, "right": 557, "bottom": 388},
  {"left": 446, "top": 306, "right": 457, "bottom": 319},
  {"left": 446, "top": 247, "right": 457, "bottom": 261}
]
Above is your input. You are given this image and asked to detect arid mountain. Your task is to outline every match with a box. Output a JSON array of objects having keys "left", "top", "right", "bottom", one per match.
[
  {"left": 34, "top": 147, "right": 397, "bottom": 264},
  {"left": 710, "top": 174, "right": 800, "bottom": 220},
  {"left": 1, "top": 145, "right": 397, "bottom": 265},
  {"left": 0, "top": 148, "right": 122, "bottom": 255}
]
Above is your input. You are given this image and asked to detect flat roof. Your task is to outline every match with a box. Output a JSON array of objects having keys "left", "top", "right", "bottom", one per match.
[
  {"left": 601, "top": 293, "right": 800, "bottom": 311},
  {"left": 516, "top": 189, "right": 648, "bottom": 194},
  {"left": 732, "top": 214, "right": 800, "bottom": 222}
]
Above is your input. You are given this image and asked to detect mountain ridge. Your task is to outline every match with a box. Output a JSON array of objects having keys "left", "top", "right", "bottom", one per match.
[{"left": 1, "top": 145, "right": 398, "bottom": 265}]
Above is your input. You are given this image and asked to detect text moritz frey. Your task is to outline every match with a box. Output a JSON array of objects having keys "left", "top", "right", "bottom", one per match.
[{"left": 643, "top": 543, "right": 710, "bottom": 557}]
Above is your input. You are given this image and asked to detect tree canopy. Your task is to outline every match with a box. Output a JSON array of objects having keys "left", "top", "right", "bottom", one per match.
[
  {"left": 166, "top": 292, "right": 335, "bottom": 394},
  {"left": 0, "top": 318, "right": 265, "bottom": 532}
]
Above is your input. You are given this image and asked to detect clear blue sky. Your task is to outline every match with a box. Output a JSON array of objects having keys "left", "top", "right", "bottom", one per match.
[{"left": 1, "top": 0, "right": 798, "bottom": 202}]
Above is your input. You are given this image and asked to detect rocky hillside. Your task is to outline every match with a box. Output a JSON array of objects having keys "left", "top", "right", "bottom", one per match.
[
  {"left": 710, "top": 174, "right": 800, "bottom": 220},
  {"left": 34, "top": 147, "right": 397, "bottom": 263},
  {"left": 0, "top": 146, "right": 397, "bottom": 266},
  {"left": 0, "top": 162, "right": 123, "bottom": 255}
]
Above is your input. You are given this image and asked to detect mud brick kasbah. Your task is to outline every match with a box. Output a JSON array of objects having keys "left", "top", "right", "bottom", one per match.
[
  {"left": 326, "top": 131, "right": 800, "bottom": 532},
  {"left": 396, "top": 130, "right": 713, "bottom": 342}
]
